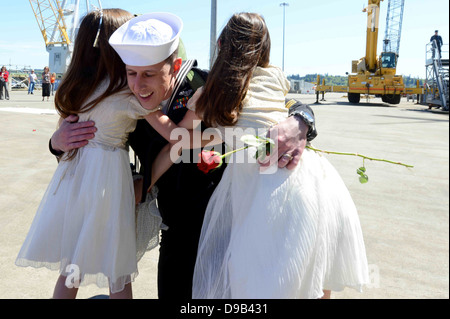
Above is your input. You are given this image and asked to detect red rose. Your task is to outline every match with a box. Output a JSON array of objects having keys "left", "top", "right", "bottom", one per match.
[{"left": 197, "top": 150, "right": 223, "bottom": 174}]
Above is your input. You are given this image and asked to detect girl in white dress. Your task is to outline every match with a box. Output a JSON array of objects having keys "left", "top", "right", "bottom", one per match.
[
  {"left": 15, "top": 9, "right": 155, "bottom": 299},
  {"left": 193, "top": 13, "right": 369, "bottom": 299},
  {"left": 149, "top": 12, "right": 369, "bottom": 299}
]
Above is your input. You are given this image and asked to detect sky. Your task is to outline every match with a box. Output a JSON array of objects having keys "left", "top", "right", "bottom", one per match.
[{"left": 1, "top": 0, "right": 448, "bottom": 78}]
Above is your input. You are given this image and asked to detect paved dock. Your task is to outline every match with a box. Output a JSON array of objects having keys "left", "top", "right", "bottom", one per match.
[{"left": 0, "top": 90, "right": 448, "bottom": 299}]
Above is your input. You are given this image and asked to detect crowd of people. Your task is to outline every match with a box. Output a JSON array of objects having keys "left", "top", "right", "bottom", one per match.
[{"left": 0, "top": 65, "right": 58, "bottom": 100}]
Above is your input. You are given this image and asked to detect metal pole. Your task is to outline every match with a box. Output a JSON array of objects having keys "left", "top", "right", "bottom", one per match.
[
  {"left": 210, "top": 0, "right": 217, "bottom": 69},
  {"left": 71, "top": 0, "right": 81, "bottom": 43},
  {"left": 280, "top": 2, "right": 289, "bottom": 71}
]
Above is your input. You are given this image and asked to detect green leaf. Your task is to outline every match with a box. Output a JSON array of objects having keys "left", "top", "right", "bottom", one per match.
[
  {"left": 241, "top": 135, "right": 275, "bottom": 161},
  {"left": 241, "top": 135, "right": 275, "bottom": 147},
  {"left": 266, "top": 139, "right": 275, "bottom": 154},
  {"left": 357, "top": 167, "right": 369, "bottom": 184},
  {"left": 359, "top": 175, "right": 369, "bottom": 184},
  {"left": 256, "top": 144, "right": 267, "bottom": 161},
  {"left": 241, "top": 134, "right": 264, "bottom": 147},
  {"left": 263, "top": 136, "right": 276, "bottom": 146}
]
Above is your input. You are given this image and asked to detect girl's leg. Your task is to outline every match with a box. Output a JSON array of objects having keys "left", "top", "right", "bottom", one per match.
[
  {"left": 109, "top": 282, "right": 133, "bottom": 299},
  {"left": 52, "top": 274, "right": 78, "bottom": 299},
  {"left": 320, "top": 290, "right": 331, "bottom": 299}
]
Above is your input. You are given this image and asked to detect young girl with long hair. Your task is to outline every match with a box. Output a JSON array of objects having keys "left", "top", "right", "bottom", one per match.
[
  {"left": 194, "top": 12, "right": 369, "bottom": 299},
  {"left": 15, "top": 9, "right": 151, "bottom": 299},
  {"left": 145, "top": 12, "right": 369, "bottom": 299}
]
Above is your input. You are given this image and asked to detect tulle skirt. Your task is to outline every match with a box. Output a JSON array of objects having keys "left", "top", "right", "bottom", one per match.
[
  {"left": 192, "top": 148, "right": 369, "bottom": 299},
  {"left": 15, "top": 144, "right": 139, "bottom": 293}
]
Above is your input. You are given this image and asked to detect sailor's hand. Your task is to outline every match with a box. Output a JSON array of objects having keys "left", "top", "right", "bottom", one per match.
[
  {"left": 51, "top": 115, "right": 97, "bottom": 153},
  {"left": 259, "top": 116, "right": 308, "bottom": 170}
]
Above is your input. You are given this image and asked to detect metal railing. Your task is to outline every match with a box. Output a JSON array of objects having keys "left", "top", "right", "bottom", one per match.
[{"left": 424, "top": 41, "right": 449, "bottom": 110}]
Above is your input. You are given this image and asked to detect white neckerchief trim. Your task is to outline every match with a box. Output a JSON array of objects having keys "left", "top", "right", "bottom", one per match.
[{"left": 166, "top": 59, "right": 196, "bottom": 113}]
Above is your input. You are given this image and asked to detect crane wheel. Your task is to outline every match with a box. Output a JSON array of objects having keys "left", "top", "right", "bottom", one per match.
[
  {"left": 382, "top": 94, "right": 401, "bottom": 105},
  {"left": 348, "top": 93, "right": 361, "bottom": 104}
]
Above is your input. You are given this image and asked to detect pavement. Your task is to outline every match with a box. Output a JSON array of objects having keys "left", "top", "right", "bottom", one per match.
[{"left": 0, "top": 90, "right": 448, "bottom": 299}]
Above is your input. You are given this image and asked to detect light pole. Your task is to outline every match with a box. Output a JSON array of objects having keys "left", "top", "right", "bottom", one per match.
[
  {"left": 280, "top": 2, "right": 289, "bottom": 71},
  {"left": 210, "top": 0, "right": 217, "bottom": 69}
]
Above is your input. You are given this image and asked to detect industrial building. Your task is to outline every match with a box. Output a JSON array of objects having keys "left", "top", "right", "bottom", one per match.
[{"left": 288, "top": 79, "right": 316, "bottom": 94}]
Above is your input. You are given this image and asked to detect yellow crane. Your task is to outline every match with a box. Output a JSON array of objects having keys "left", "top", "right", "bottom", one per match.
[
  {"left": 29, "top": 0, "right": 71, "bottom": 46},
  {"left": 29, "top": 0, "right": 72, "bottom": 74},
  {"left": 30, "top": 1, "right": 102, "bottom": 74},
  {"left": 315, "top": 0, "right": 423, "bottom": 104}
]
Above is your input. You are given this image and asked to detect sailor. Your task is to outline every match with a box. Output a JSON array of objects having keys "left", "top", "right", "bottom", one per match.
[{"left": 430, "top": 30, "right": 443, "bottom": 58}]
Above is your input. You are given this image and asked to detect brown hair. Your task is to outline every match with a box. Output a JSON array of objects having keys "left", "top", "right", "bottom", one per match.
[
  {"left": 55, "top": 8, "right": 134, "bottom": 160},
  {"left": 195, "top": 12, "right": 271, "bottom": 127}
]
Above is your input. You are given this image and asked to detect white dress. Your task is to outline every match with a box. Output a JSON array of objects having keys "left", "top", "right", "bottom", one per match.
[
  {"left": 15, "top": 83, "right": 150, "bottom": 293},
  {"left": 192, "top": 66, "right": 369, "bottom": 299}
]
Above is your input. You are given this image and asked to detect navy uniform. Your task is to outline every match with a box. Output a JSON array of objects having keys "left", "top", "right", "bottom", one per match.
[
  {"left": 430, "top": 30, "right": 443, "bottom": 58},
  {"left": 128, "top": 60, "right": 227, "bottom": 299}
]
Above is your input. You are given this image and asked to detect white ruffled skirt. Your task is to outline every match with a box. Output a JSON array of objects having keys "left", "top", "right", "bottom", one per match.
[
  {"left": 15, "top": 143, "right": 139, "bottom": 293},
  {"left": 192, "top": 148, "right": 369, "bottom": 299}
]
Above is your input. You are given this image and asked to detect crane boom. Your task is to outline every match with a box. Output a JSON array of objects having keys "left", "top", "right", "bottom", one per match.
[
  {"left": 30, "top": 0, "right": 102, "bottom": 73},
  {"left": 364, "top": 0, "right": 382, "bottom": 73},
  {"left": 383, "top": 0, "right": 405, "bottom": 56},
  {"left": 29, "top": 0, "right": 71, "bottom": 46}
]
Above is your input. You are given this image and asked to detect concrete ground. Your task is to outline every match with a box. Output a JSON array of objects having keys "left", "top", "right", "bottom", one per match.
[{"left": 0, "top": 90, "right": 448, "bottom": 299}]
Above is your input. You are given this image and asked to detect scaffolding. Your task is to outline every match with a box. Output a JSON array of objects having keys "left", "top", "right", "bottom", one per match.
[{"left": 423, "top": 42, "right": 449, "bottom": 111}]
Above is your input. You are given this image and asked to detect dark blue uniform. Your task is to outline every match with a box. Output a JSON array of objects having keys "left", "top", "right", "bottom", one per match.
[
  {"left": 128, "top": 60, "right": 226, "bottom": 299},
  {"left": 430, "top": 34, "right": 443, "bottom": 57}
]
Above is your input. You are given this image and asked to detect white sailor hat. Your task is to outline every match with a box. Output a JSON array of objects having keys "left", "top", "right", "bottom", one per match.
[{"left": 109, "top": 12, "right": 183, "bottom": 66}]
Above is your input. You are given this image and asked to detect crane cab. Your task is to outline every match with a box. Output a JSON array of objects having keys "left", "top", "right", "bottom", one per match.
[{"left": 380, "top": 52, "right": 398, "bottom": 75}]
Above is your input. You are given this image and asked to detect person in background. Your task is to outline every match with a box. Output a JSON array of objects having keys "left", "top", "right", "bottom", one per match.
[
  {"left": 41, "top": 66, "right": 51, "bottom": 101},
  {"left": 28, "top": 70, "right": 38, "bottom": 95},
  {"left": 0, "top": 66, "right": 10, "bottom": 100},
  {"left": 51, "top": 72, "right": 57, "bottom": 95},
  {"left": 430, "top": 30, "right": 443, "bottom": 59}
]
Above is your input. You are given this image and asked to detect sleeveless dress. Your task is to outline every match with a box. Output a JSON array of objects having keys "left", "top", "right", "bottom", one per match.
[
  {"left": 15, "top": 83, "right": 150, "bottom": 293},
  {"left": 192, "top": 66, "right": 369, "bottom": 299}
]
